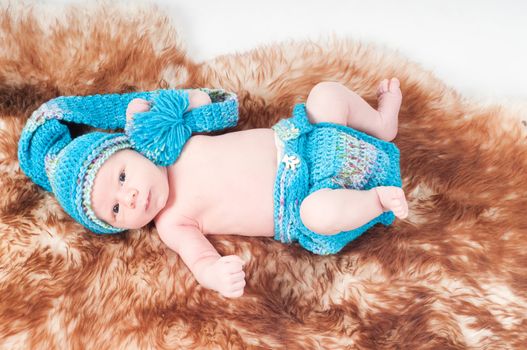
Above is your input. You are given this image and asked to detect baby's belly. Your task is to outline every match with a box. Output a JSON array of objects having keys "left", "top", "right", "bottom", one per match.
[
  {"left": 173, "top": 129, "right": 279, "bottom": 237},
  {"left": 201, "top": 186, "right": 276, "bottom": 236}
]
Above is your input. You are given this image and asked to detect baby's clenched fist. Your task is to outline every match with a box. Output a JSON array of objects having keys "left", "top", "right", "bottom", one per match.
[{"left": 203, "top": 255, "right": 246, "bottom": 298}]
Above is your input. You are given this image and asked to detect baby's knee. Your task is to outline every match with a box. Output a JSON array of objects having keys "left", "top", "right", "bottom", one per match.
[
  {"left": 306, "top": 82, "right": 349, "bottom": 124},
  {"left": 307, "top": 82, "right": 344, "bottom": 102},
  {"left": 299, "top": 190, "right": 341, "bottom": 235}
]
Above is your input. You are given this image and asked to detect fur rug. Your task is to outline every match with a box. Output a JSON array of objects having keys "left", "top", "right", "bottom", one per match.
[{"left": 1, "top": 3, "right": 526, "bottom": 349}]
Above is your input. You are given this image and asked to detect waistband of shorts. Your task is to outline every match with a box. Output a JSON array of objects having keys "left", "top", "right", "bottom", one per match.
[
  {"left": 272, "top": 105, "right": 313, "bottom": 244},
  {"left": 274, "top": 130, "right": 285, "bottom": 168}
]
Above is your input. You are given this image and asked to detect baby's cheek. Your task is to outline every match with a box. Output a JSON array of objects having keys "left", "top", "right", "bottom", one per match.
[{"left": 91, "top": 199, "right": 107, "bottom": 224}]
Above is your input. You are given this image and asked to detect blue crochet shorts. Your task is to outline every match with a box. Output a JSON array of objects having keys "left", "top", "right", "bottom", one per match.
[{"left": 272, "top": 103, "right": 402, "bottom": 255}]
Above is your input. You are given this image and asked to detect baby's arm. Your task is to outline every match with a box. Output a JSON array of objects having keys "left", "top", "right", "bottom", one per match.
[
  {"left": 157, "top": 224, "right": 246, "bottom": 298},
  {"left": 126, "top": 89, "right": 211, "bottom": 122}
]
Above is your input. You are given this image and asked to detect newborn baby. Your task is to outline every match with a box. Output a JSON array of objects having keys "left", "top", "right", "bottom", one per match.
[{"left": 89, "top": 80, "right": 408, "bottom": 298}]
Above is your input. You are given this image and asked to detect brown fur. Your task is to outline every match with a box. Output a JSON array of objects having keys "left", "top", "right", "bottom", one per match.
[{"left": 1, "top": 3, "right": 526, "bottom": 349}]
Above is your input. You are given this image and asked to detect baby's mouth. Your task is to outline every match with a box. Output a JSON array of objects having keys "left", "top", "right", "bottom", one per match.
[{"left": 145, "top": 190, "right": 151, "bottom": 211}]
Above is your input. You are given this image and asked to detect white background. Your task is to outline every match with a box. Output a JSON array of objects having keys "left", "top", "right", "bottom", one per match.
[{"left": 42, "top": 0, "right": 527, "bottom": 102}]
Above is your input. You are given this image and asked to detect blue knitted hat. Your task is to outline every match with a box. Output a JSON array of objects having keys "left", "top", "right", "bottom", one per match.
[{"left": 18, "top": 89, "right": 238, "bottom": 234}]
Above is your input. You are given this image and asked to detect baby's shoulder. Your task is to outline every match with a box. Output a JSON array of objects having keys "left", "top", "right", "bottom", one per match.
[{"left": 154, "top": 203, "right": 199, "bottom": 233}]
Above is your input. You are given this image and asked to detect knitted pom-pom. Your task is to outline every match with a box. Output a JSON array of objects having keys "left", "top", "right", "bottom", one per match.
[{"left": 125, "top": 90, "right": 191, "bottom": 166}]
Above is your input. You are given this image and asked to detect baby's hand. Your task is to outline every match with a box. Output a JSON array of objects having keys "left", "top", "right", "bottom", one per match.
[
  {"left": 126, "top": 98, "right": 151, "bottom": 122},
  {"left": 202, "top": 255, "right": 246, "bottom": 298},
  {"left": 187, "top": 89, "right": 212, "bottom": 111}
]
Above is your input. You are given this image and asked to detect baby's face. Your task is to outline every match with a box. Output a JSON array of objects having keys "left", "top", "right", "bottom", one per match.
[{"left": 91, "top": 149, "right": 169, "bottom": 230}]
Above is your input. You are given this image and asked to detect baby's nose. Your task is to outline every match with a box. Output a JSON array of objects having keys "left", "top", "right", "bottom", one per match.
[{"left": 125, "top": 188, "right": 138, "bottom": 209}]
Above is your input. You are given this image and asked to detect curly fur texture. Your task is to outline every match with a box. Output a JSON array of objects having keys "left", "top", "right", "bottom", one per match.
[{"left": 1, "top": 3, "right": 526, "bottom": 349}]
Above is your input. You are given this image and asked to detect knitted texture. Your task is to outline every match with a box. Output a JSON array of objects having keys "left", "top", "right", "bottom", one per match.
[
  {"left": 125, "top": 89, "right": 238, "bottom": 166},
  {"left": 272, "top": 103, "right": 402, "bottom": 255},
  {"left": 18, "top": 88, "right": 239, "bottom": 234},
  {"left": 48, "top": 133, "right": 132, "bottom": 234}
]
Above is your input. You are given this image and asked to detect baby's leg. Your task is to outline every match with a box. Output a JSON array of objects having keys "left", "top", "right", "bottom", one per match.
[
  {"left": 305, "top": 80, "right": 402, "bottom": 141},
  {"left": 299, "top": 186, "right": 408, "bottom": 235}
]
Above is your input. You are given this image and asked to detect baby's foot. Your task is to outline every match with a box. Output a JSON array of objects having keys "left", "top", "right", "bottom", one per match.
[
  {"left": 374, "top": 186, "right": 408, "bottom": 219},
  {"left": 376, "top": 78, "right": 402, "bottom": 141}
]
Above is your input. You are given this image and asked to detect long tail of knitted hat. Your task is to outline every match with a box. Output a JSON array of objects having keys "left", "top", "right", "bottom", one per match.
[{"left": 18, "top": 89, "right": 238, "bottom": 234}]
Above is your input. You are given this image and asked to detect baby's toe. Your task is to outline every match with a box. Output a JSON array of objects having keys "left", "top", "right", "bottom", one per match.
[
  {"left": 397, "top": 200, "right": 409, "bottom": 218},
  {"left": 377, "top": 79, "right": 389, "bottom": 95},
  {"left": 394, "top": 207, "right": 406, "bottom": 218},
  {"left": 391, "top": 191, "right": 408, "bottom": 217},
  {"left": 388, "top": 78, "right": 401, "bottom": 93},
  {"left": 393, "top": 203, "right": 403, "bottom": 213}
]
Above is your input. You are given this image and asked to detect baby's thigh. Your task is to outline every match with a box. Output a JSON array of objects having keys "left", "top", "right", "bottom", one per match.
[
  {"left": 299, "top": 188, "right": 344, "bottom": 235},
  {"left": 305, "top": 82, "right": 348, "bottom": 125}
]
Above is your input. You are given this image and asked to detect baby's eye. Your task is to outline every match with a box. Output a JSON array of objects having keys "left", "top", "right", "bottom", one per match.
[
  {"left": 119, "top": 171, "right": 126, "bottom": 183},
  {"left": 113, "top": 203, "right": 119, "bottom": 215}
]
